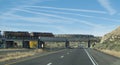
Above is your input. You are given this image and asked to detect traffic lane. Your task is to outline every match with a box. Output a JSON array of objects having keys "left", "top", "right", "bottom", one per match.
[
  {"left": 9, "top": 49, "right": 95, "bottom": 65},
  {"left": 52, "top": 49, "right": 93, "bottom": 65},
  {"left": 10, "top": 49, "right": 73, "bottom": 65},
  {"left": 87, "top": 48, "right": 120, "bottom": 65}
]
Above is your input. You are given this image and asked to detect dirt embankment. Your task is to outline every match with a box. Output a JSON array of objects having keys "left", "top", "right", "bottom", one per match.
[{"left": 94, "top": 26, "right": 120, "bottom": 58}]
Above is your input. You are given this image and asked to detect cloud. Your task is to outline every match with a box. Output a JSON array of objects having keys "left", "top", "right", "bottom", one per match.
[
  {"left": 0, "top": 13, "right": 73, "bottom": 32},
  {"left": 24, "top": 6, "right": 107, "bottom": 14},
  {"left": 13, "top": 8, "right": 104, "bottom": 28},
  {"left": 25, "top": 8, "right": 120, "bottom": 23},
  {"left": 0, "top": 25, "right": 22, "bottom": 31},
  {"left": 97, "top": 0, "right": 116, "bottom": 15},
  {"left": 1, "top": 21, "right": 67, "bottom": 33},
  {"left": 0, "top": 13, "right": 74, "bottom": 25},
  {"left": 1, "top": 7, "right": 105, "bottom": 33},
  {"left": 0, "top": 0, "right": 53, "bottom": 18},
  {"left": 1, "top": 22, "right": 62, "bottom": 28}
]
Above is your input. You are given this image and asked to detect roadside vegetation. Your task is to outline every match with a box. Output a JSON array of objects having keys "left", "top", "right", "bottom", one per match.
[
  {"left": 94, "top": 26, "right": 120, "bottom": 58},
  {"left": 0, "top": 49, "right": 43, "bottom": 62},
  {"left": 94, "top": 41, "right": 120, "bottom": 58}
]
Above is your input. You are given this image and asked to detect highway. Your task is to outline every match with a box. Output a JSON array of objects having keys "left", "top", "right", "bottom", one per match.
[
  {"left": 4, "top": 48, "right": 120, "bottom": 65},
  {"left": 4, "top": 48, "right": 96, "bottom": 65}
]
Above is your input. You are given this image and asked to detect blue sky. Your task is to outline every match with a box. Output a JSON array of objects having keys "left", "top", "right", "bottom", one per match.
[{"left": 0, "top": 0, "right": 120, "bottom": 36}]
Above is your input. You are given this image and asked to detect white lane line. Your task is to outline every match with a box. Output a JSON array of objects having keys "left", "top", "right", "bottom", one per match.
[
  {"left": 90, "top": 54, "right": 99, "bottom": 65},
  {"left": 84, "top": 49, "right": 99, "bottom": 65},
  {"left": 60, "top": 55, "right": 64, "bottom": 58},
  {"left": 47, "top": 62, "right": 52, "bottom": 65}
]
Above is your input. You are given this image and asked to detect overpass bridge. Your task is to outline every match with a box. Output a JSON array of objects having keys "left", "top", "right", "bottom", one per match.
[
  {"left": 38, "top": 37, "right": 100, "bottom": 48},
  {"left": 0, "top": 36, "right": 100, "bottom": 48}
]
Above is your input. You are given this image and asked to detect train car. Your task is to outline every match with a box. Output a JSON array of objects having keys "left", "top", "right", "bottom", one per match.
[
  {"left": 3, "top": 31, "right": 30, "bottom": 38},
  {"left": 30, "top": 32, "right": 54, "bottom": 37},
  {"left": 55, "top": 34, "right": 94, "bottom": 38},
  {"left": 23, "top": 41, "right": 30, "bottom": 48},
  {"left": 29, "top": 41, "right": 38, "bottom": 48},
  {"left": 5, "top": 41, "right": 14, "bottom": 48}
]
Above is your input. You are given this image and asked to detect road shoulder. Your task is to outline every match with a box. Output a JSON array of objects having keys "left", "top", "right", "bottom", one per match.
[
  {"left": 0, "top": 49, "right": 66, "bottom": 65},
  {"left": 87, "top": 48, "right": 120, "bottom": 65}
]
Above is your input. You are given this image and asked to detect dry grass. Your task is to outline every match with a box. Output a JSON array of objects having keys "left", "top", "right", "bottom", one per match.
[
  {"left": 0, "top": 49, "right": 43, "bottom": 62},
  {"left": 99, "top": 49, "right": 120, "bottom": 58}
]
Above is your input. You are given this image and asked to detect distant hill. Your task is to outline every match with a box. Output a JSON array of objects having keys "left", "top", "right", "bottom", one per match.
[{"left": 95, "top": 26, "right": 120, "bottom": 51}]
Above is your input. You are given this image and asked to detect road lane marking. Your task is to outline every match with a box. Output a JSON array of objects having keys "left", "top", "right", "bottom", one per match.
[
  {"left": 90, "top": 54, "right": 99, "bottom": 65},
  {"left": 47, "top": 62, "right": 52, "bottom": 65},
  {"left": 60, "top": 56, "right": 64, "bottom": 58},
  {"left": 5, "top": 49, "right": 67, "bottom": 65},
  {"left": 84, "top": 49, "right": 99, "bottom": 65}
]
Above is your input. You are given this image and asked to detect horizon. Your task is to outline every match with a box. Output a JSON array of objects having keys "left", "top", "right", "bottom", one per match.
[{"left": 0, "top": 0, "right": 120, "bottom": 36}]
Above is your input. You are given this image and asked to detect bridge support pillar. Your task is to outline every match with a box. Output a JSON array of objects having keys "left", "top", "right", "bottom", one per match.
[
  {"left": 88, "top": 40, "right": 91, "bottom": 48},
  {"left": 38, "top": 40, "right": 45, "bottom": 49},
  {"left": 65, "top": 40, "right": 69, "bottom": 48},
  {"left": 22, "top": 40, "right": 30, "bottom": 48},
  {"left": 2, "top": 39, "right": 6, "bottom": 48}
]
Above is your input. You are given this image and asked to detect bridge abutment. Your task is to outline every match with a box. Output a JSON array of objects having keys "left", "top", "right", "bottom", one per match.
[
  {"left": 65, "top": 40, "right": 69, "bottom": 48},
  {"left": 88, "top": 40, "right": 91, "bottom": 48},
  {"left": 38, "top": 41, "right": 45, "bottom": 49}
]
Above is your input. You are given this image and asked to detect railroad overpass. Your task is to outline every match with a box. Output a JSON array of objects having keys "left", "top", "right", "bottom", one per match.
[{"left": 0, "top": 36, "right": 100, "bottom": 49}]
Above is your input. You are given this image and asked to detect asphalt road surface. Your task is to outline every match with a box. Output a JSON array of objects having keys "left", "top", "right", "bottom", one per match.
[
  {"left": 4, "top": 48, "right": 120, "bottom": 65},
  {"left": 4, "top": 48, "right": 97, "bottom": 65}
]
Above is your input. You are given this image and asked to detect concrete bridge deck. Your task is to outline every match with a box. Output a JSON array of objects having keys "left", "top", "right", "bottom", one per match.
[{"left": 1, "top": 37, "right": 100, "bottom": 42}]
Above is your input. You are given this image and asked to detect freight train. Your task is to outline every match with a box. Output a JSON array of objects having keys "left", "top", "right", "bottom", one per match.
[
  {"left": 1, "top": 31, "right": 54, "bottom": 48},
  {"left": 55, "top": 34, "right": 94, "bottom": 38},
  {"left": 3, "top": 31, "right": 30, "bottom": 38},
  {"left": 3, "top": 31, "right": 54, "bottom": 38},
  {"left": 30, "top": 32, "right": 54, "bottom": 37}
]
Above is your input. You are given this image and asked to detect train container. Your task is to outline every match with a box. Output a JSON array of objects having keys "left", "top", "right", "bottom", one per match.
[
  {"left": 0, "top": 40, "right": 3, "bottom": 48},
  {"left": 3, "top": 31, "right": 30, "bottom": 38},
  {"left": 30, "top": 32, "right": 54, "bottom": 37},
  {"left": 29, "top": 41, "right": 38, "bottom": 48},
  {"left": 14, "top": 40, "right": 23, "bottom": 48},
  {"left": 23, "top": 41, "right": 30, "bottom": 48},
  {"left": 6, "top": 41, "right": 15, "bottom": 48}
]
